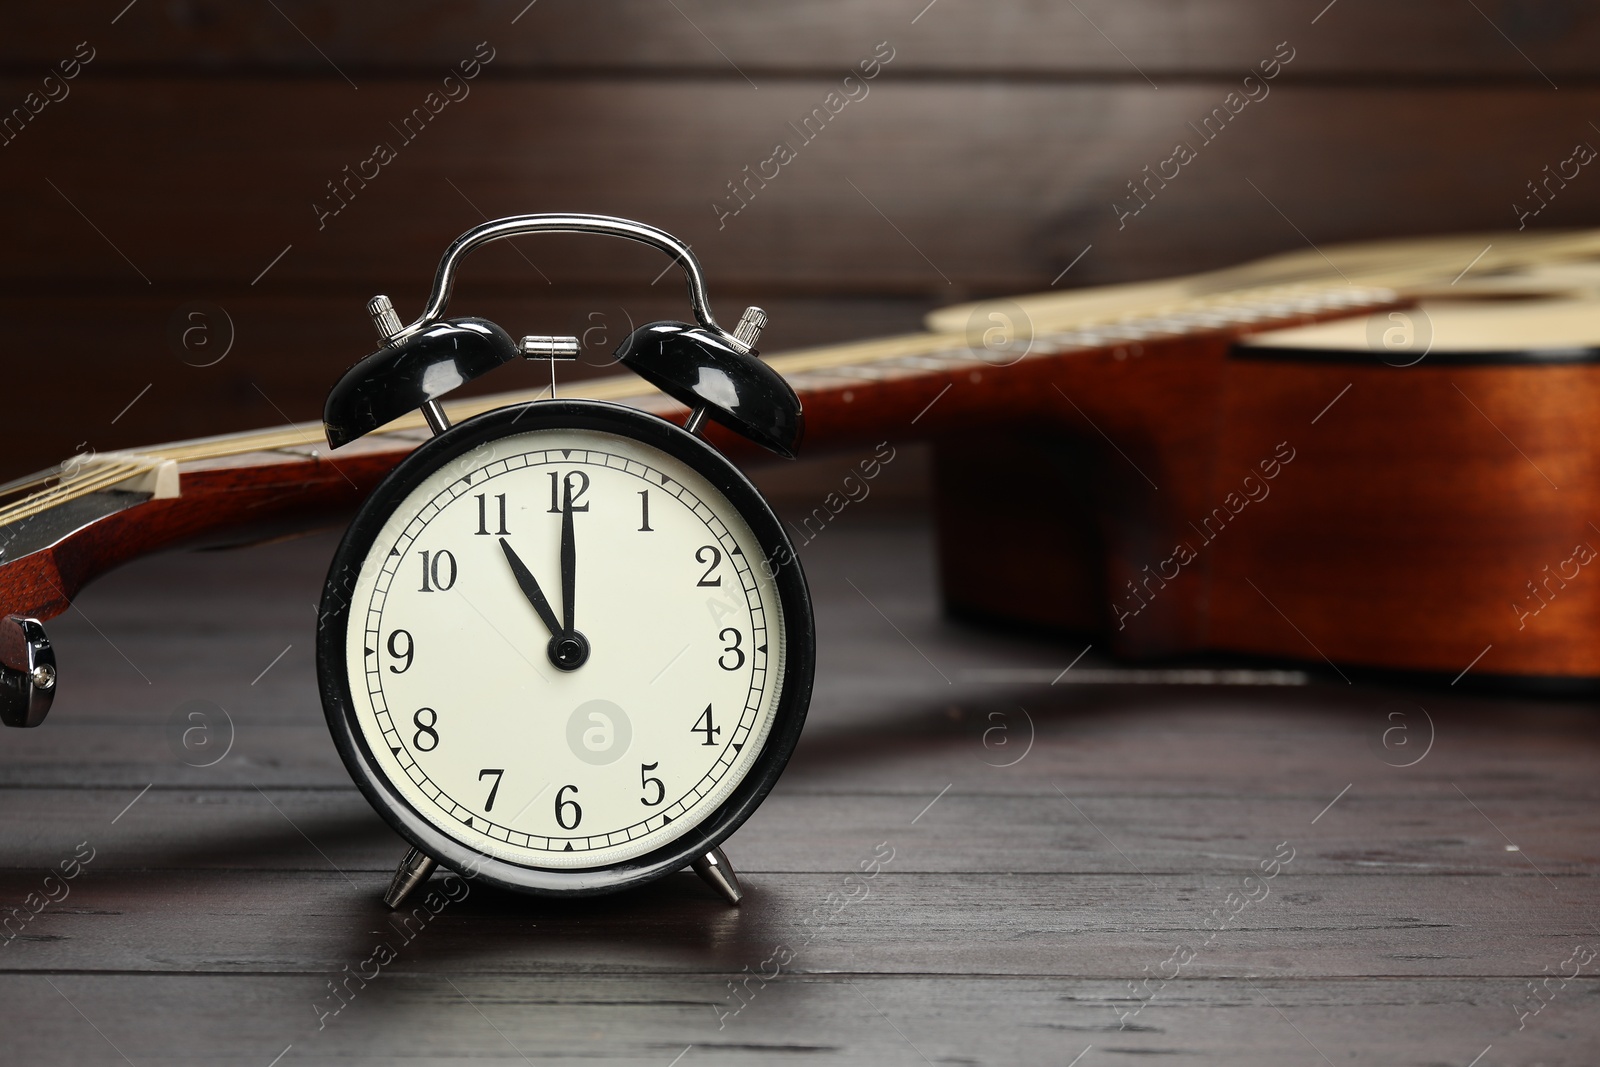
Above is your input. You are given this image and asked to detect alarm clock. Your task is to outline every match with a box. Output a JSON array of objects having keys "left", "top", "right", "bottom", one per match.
[{"left": 315, "top": 214, "right": 814, "bottom": 907}]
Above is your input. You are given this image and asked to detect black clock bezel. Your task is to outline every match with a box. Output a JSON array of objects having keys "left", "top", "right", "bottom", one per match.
[{"left": 316, "top": 399, "right": 815, "bottom": 898}]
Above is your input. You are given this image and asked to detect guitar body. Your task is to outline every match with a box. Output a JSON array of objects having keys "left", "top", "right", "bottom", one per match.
[
  {"left": 931, "top": 332, "right": 1232, "bottom": 658},
  {"left": 937, "top": 297, "right": 1600, "bottom": 680}
]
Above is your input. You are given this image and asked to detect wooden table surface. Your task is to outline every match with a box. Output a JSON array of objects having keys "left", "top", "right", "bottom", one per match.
[{"left": 3, "top": 504, "right": 1597, "bottom": 1066}]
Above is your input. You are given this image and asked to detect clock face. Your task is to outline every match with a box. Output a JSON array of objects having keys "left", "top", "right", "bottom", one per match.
[{"left": 336, "top": 419, "right": 789, "bottom": 872}]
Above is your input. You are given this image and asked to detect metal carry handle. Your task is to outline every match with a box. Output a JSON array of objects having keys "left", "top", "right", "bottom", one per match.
[{"left": 398, "top": 213, "right": 724, "bottom": 339}]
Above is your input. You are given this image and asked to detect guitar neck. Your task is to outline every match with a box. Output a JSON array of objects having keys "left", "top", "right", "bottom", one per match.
[{"left": 0, "top": 278, "right": 1399, "bottom": 625}]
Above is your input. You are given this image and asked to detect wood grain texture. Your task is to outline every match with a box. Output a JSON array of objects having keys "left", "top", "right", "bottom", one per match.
[
  {"left": 1, "top": 513, "right": 1596, "bottom": 1063},
  {"left": 5, "top": 81, "right": 1600, "bottom": 292},
  {"left": 1206, "top": 359, "right": 1600, "bottom": 676},
  {"left": 6, "top": 786, "right": 1599, "bottom": 875},
  {"left": 0, "top": 867, "right": 1590, "bottom": 978},
  {"left": 4, "top": 975, "right": 1592, "bottom": 1066},
  {"left": 3, "top": 0, "right": 1597, "bottom": 78}
]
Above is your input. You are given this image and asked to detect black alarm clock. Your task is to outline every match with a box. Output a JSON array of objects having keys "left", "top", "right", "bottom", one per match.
[{"left": 315, "top": 214, "right": 814, "bottom": 907}]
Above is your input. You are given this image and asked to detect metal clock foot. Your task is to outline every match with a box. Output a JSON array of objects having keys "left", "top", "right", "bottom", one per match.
[
  {"left": 691, "top": 846, "right": 743, "bottom": 906},
  {"left": 384, "top": 847, "right": 437, "bottom": 909}
]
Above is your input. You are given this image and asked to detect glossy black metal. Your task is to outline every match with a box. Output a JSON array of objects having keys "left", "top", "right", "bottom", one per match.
[
  {"left": 323, "top": 317, "right": 518, "bottom": 448},
  {"left": 615, "top": 321, "right": 804, "bottom": 458},
  {"left": 548, "top": 631, "right": 590, "bottom": 671},
  {"left": 317, "top": 400, "right": 815, "bottom": 898}
]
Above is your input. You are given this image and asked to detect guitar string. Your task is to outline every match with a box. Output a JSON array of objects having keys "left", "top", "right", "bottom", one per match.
[
  {"left": 967, "top": 228, "right": 1600, "bottom": 334},
  {"left": 0, "top": 462, "right": 151, "bottom": 527}
]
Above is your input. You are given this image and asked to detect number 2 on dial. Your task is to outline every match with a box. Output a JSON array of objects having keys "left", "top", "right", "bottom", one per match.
[{"left": 696, "top": 545, "right": 722, "bottom": 586}]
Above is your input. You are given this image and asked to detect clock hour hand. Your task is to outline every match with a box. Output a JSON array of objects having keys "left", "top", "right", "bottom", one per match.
[
  {"left": 498, "top": 538, "right": 561, "bottom": 639},
  {"left": 499, "top": 534, "right": 591, "bottom": 672}
]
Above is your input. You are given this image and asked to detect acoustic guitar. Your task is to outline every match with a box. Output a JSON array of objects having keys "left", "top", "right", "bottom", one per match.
[{"left": 4, "top": 228, "right": 1598, "bottom": 724}]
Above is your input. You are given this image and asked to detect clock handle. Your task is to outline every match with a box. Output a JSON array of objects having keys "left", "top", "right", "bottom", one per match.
[{"left": 399, "top": 213, "right": 731, "bottom": 343}]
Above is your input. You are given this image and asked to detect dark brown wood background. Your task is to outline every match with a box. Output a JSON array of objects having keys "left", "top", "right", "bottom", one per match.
[
  {"left": 4, "top": 0, "right": 1600, "bottom": 479},
  {"left": 5, "top": 7, "right": 1600, "bottom": 1064}
]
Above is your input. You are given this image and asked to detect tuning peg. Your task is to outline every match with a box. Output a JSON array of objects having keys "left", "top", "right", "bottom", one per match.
[
  {"left": 367, "top": 294, "right": 404, "bottom": 344},
  {"left": 731, "top": 306, "right": 766, "bottom": 353}
]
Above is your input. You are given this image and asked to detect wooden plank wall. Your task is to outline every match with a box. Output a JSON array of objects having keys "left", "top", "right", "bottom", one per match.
[{"left": 3, "top": 0, "right": 1599, "bottom": 477}]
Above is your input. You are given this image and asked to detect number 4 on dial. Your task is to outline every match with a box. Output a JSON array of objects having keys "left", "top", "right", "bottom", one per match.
[{"left": 693, "top": 704, "right": 720, "bottom": 746}]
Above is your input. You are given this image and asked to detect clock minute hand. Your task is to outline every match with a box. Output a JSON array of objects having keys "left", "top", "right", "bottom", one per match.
[
  {"left": 498, "top": 538, "right": 561, "bottom": 639},
  {"left": 560, "top": 478, "right": 576, "bottom": 637}
]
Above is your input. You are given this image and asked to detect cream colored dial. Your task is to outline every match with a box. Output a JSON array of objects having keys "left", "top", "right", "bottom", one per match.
[{"left": 344, "top": 426, "right": 785, "bottom": 869}]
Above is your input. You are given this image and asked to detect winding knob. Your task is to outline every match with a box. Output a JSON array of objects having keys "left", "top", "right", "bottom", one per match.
[
  {"left": 367, "top": 294, "right": 403, "bottom": 343},
  {"left": 731, "top": 306, "right": 766, "bottom": 353}
]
